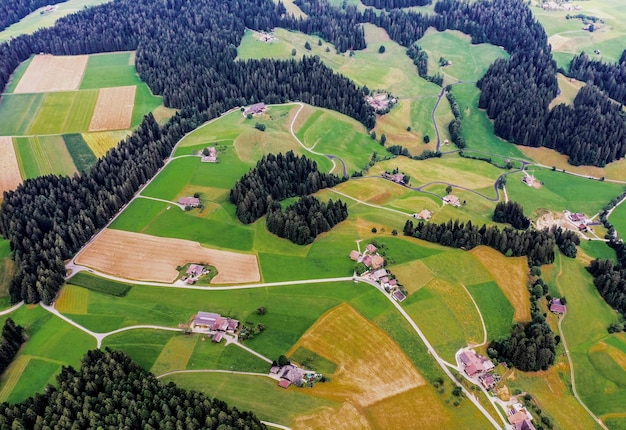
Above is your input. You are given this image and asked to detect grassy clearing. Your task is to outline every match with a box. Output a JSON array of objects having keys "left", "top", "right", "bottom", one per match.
[
  {"left": 131, "top": 84, "right": 165, "bottom": 127},
  {"left": 66, "top": 272, "right": 132, "bottom": 297},
  {"left": 418, "top": 29, "right": 509, "bottom": 84},
  {"left": 550, "top": 73, "right": 585, "bottom": 108},
  {"left": 0, "top": 93, "right": 44, "bottom": 135},
  {"left": 82, "top": 130, "right": 129, "bottom": 158},
  {"left": 506, "top": 168, "right": 624, "bottom": 216},
  {"left": 579, "top": 240, "right": 616, "bottom": 261},
  {"left": 28, "top": 90, "right": 97, "bottom": 134},
  {"left": 80, "top": 52, "right": 140, "bottom": 89},
  {"left": 164, "top": 372, "right": 337, "bottom": 426},
  {"left": 451, "top": 84, "right": 529, "bottom": 159},
  {"left": 63, "top": 133, "right": 97, "bottom": 172}
]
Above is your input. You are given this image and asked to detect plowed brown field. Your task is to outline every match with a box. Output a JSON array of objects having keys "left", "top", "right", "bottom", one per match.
[
  {"left": 0, "top": 137, "right": 22, "bottom": 194},
  {"left": 88, "top": 86, "right": 136, "bottom": 131},
  {"left": 14, "top": 54, "right": 88, "bottom": 93},
  {"left": 75, "top": 229, "right": 260, "bottom": 284}
]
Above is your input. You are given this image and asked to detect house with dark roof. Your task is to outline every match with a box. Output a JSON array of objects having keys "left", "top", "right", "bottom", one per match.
[
  {"left": 508, "top": 409, "right": 536, "bottom": 430},
  {"left": 479, "top": 373, "right": 496, "bottom": 390}
]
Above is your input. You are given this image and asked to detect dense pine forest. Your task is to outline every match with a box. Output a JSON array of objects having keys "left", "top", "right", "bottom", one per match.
[
  {"left": 402, "top": 219, "right": 579, "bottom": 266},
  {"left": 266, "top": 196, "right": 348, "bottom": 245},
  {"left": 360, "top": 0, "right": 431, "bottom": 10},
  {"left": 569, "top": 50, "right": 626, "bottom": 105},
  {"left": 493, "top": 201, "right": 530, "bottom": 230},
  {"left": 0, "top": 319, "right": 26, "bottom": 376},
  {"left": 0, "top": 349, "right": 266, "bottom": 429},
  {"left": 588, "top": 258, "right": 626, "bottom": 319},
  {"left": 0, "top": 0, "right": 67, "bottom": 31},
  {"left": 229, "top": 151, "right": 343, "bottom": 224}
]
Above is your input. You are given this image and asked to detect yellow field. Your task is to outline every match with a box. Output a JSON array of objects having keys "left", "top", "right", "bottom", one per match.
[
  {"left": 82, "top": 131, "right": 129, "bottom": 157},
  {"left": 0, "top": 137, "right": 22, "bottom": 194},
  {"left": 287, "top": 304, "right": 425, "bottom": 409},
  {"left": 55, "top": 285, "right": 88, "bottom": 314},
  {"left": 294, "top": 402, "right": 373, "bottom": 430},
  {"left": 0, "top": 355, "right": 30, "bottom": 402},
  {"left": 150, "top": 335, "right": 197, "bottom": 376},
  {"left": 470, "top": 246, "right": 530, "bottom": 322},
  {"left": 518, "top": 145, "right": 613, "bottom": 179},
  {"left": 334, "top": 178, "right": 412, "bottom": 206},
  {"left": 549, "top": 73, "right": 585, "bottom": 109},
  {"left": 14, "top": 54, "right": 88, "bottom": 93},
  {"left": 89, "top": 86, "right": 136, "bottom": 131},
  {"left": 391, "top": 259, "right": 434, "bottom": 295},
  {"left": 76, "top": 229, "right": 260, "bottom": 283}
]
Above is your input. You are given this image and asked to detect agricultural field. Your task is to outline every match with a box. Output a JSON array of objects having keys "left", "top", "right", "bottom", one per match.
[
  {"left": 0, "top": 51, "right": 170, "bottom": 190},
  {"left": 0, "top": 137, "right": 22, "bottom": 194},
  {"left": 531, "top": 0, "right": 626, "bottom": 68},
  {"left": 610, "top": 202, "right": 626, "bottom": 240}
]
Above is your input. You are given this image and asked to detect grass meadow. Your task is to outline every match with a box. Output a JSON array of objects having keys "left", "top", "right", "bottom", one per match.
[
  {"left": 466, "top": 281, "right": 514, "bottom": 341},
  {"left": 0, "top": 305, "right": 95, "bottom": 403},
  {"left": 506, "top": 168, "right": 624, "bottom": 216},
  {"left": 28, "top": 90, "right": 97, "bottom": 134},
  {"left": 0, "top": 93, "right": 44, "bottom": 135},
  {"left": 14, "top": 135, "right": 77, "bottom": 179},
  {"left": 62, "top": 134, "right": 97, "bottom": 172},
  {"left": 610, "top": 202, "right": 626, "bottom": 239},
  {"left": 80, "top": 52, "right": 140, "bottom": 89}
]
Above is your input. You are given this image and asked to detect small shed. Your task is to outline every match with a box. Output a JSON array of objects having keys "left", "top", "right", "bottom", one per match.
[{"left": 366, "top": 244, "right": 378, "bottom": 254}]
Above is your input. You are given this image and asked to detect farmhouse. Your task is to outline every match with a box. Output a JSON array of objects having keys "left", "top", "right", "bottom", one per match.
[
  {"left": 568, "top": 212, "right": 587, "bottom": 224},
  {"left": 244, "top": 102, "right": 266, "bottom": 116},
  {"left": 508, "top": 407, "right": 536, "bottom": 430},
  {"left": 459, "top": 350, "right": 494, "bottom": 377},
  {"left": 391, "top": 173, "right": 405, "bottom": 184},
  {"left": 393, "top": 290, "right": 406, "bottom": 302},
  {"left": 201, "top": 146, "right": 217, "bottom": 163},
  {"left": 190, "top": 311, "right": 239, "bottom": 333},
  {"left": 414, "top": 209, "right": 432, "bottom": 221},
  {"left": 349, "top": 250, "right": 362, "bottom": 261},
  {"left": 186, "top": 264, "right": 204, "bottom": 276},
  {"left": 179, "top": 196, "right": 200, "bottom": 207},
  {"left": 366, "top": 244, "right": 378, "bottom": 254},
  {"left": 443, "top": 195, "right": 461, "bottom": 207},
  {"left": 479, "top": 373, "right": 496, "bottom": 390},
  {"left": 549, "top": 298, "right": 567, "bottom": 314}
]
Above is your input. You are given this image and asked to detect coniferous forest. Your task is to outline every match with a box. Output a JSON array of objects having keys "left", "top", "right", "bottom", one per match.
[
  {"left": 0, "top": 319, "right": 26, "bottom": 376},
  {"left": 569, "top": 50, "right": 626, "bottom": 105},
  {"left": 493, "top": 201, "right": 530, "bottom": 230},
  {"left": 0, "top": 349, "right": 266, "bottom": 429},
  {"left": 360, "top": 0, "right": 431, "bottom": 10}
]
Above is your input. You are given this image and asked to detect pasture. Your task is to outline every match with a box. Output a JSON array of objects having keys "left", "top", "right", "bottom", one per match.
[
  {"left": 80, "top": 52, "right": 141, "bottom": 89},
  {"left": 67, "top": 272, "right": 132, "bottom": 296},
  {"left": 63, "top": 133, "right": 97, "bottom": 172},
  {"left": 610, "top": 202, "right": 626, "bottom": 239},
  {"left": 28, "top": 90, "right": 98, "bottom": 134},
  {"left": 506, "top": 168, "right": 624, "bottom": 216},
  {"left": 466, "top": 281, "right": 514, "bottom": 341},
  {"left": 75, "top": 228, "right": 260, "bottom": 283},
  {"left": 0, "top": 137, "right": 22, "bottom": 193},
  {"left": 417, "top": 29, "right": 509, "bottom": 84},
  {"left": 0, "top": 305, "right": 95, "bottom": 403},
  {"left": 14, "top": 135, "right": 77, "bottom": 179},
  {"left": 0, "top": 93, "right": 44, "bottom": 135}
]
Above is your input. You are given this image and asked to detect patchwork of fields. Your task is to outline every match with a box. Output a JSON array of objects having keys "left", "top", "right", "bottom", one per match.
[{"left": 0, "top": 51, "right": 169, "bottom": 191}]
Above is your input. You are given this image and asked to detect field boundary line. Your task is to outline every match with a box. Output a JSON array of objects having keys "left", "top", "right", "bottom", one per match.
[
  {"left": 0, "top": 355, "right": 30, "bottom": 402},
  {"left": 156, "top": 369, "right": 272, "bottom": 379},
  {"left": 460, "top": 283, "right": 487, "bottom": 347}
]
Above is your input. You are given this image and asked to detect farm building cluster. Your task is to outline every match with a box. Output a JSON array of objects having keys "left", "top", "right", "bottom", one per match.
[
  {"left": 521, "top": 173, "right": 541, "bottom": 188},
  {"left": 244, "top": 102, "right": 267, "bottom": 116},
  {"left": 349, "top": 244, "right": 406, "bottom": 301},
  {"left": 458, "top": 349, "right": 497, "bottom": 389},
  {"left": 270, "top": 363, "right": 322, "bottom": 389},
  {"left": 189, "top": 311, "right": 239, "bottom": 343},
  {"left": 350, "top": 243, "right": 385, "bottom": 270},
  {"left": 364, "top": 92, "right": 396, "bottom": 114},
  {"left": 381, "top": 172, "right": 408, "bottom": 186},
  {"left": 565, "top": 210, "right": 590, "bottom": 232}
]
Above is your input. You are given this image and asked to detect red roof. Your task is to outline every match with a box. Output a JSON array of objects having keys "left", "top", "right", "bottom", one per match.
[{"left": 278, "top": 380, "right": 290, "bottom": 389}]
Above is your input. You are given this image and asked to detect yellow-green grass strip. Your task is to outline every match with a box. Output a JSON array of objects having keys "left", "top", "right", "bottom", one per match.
[{"left": 0, "top": 355, "right": 29, "bottom": 402}]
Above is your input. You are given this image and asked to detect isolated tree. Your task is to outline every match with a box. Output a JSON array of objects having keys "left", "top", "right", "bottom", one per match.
[
  {"left": 304, "top": 41, "right": 311, "bottom": 50},
  {"left": 446, "top": 185, "right": 453, "bottom": 195},
  {"left": 378, "top": 45, "right": 386, "bottom": 53},
  {"left": 380, "top": 134, "right": 387, "bottom": 145},
  {"left": 423, "top": 134, "right": 430, "bottom": 143},
  {"left": 291, "top": 48, "right": 297, "bottom": 56}
]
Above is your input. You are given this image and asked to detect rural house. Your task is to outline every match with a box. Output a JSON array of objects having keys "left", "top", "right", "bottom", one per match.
[
  {"left": 443, "top": 195, "right": 461, "bottom": 207},
  {"left": 459, "top": 350, "right": 494, "bottom": 377},
  {"left": 179, "top": 196, "right": 200, "bottom": 207},
  {"left": 349, "top": 250, "right": 362, "bottom": 261},
  {"left": 186, "top": 264, "right": 204, "bottom": 276},
  {"left": 549, "top": 298, "right": 567, "bottom": 314},
  {"left": 391, "top": 173, "right": 405, "bottom": 184},
  {"left": 366, "top": 244, "right": 378, "bottom": 254},
  {"left": 201, "top": 146, "right": 217, "bottom": 163},
  {"left": 244, "top": 102, "right": 266, "bottom": 116},
  {"left": 190, "top": 311, "right": 239, "bottom": 333},
  {"left": 479, "top": 373, "right": 496, "bottom": 390},
  {"left": 507, "top": 407, "right": 536, "bottom": 430},
  {"left": 414, "top": 209, "right": 432, "bottom": 221}
]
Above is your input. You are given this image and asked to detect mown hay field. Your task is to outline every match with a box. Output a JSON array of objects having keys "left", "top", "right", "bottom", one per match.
[
  {"left": 14, "top": 135, "right": 77, "bottom": 180},
  {"left": 75, "top": 228, "right": 260, "bottom": 284},
  {"left": 0, "top": 137, "right": 22, "bottom": 194},
  {"left": 89, "top": 86, "right": 136, "bottom": 131},
  {"left": 55, "top": 284, "right": 88, "bottom": 314},
  {"left": 82, "top": 130, "right": 130, "bottom": 158},
  {"left": 28, "top": 90, "right": 97, "bottom": 134},
  {"left": 13, "top": 54, "right": 88, "bottom": 93}
]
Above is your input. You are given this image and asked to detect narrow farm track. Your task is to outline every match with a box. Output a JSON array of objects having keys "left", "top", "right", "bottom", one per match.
[
  {"left": 460, "top": 283, "right": 487, "bottom": 347},
  {"left": 156, "top": 369, "right": 273, "bottom": 379},
  {"left": 0, "top": 301, "right": 24, "bottom": 315}
]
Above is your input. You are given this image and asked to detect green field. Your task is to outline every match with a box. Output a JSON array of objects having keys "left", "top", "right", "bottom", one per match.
[
  {"left": 67, "top": 272, "right": 132, "bottom": 296},
  {"left": 0, "top": 93, "right": 44, "bottom": 135},
  {"left": 80, "top": 52, "right": 139, "bottom": 89},
  {"left": 610, "top": 202, "right": 626, "bottom": 239},
  {"left": 466, "top": 281, "right": 514, "bottom": 341},
  {"left": 579, "top": 240, "right": 617, "bottom": 261},
  {"left": 14, "top": 135, "right": 77, "bottom": 179},
  {"left": 28, "top": 90, "right": 98, "bottom": 134},
  {"left": 418, "top": 29, "right": 509, "bottom": 84},
  {"left": 507, "top": 168, "right": 625, "bottom": 216}
]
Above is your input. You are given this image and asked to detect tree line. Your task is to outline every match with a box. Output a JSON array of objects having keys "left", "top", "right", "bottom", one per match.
[
  {"left": 569, "top": 50, "right": 626, "bottom": 105},
  {"left": 0, "top": 348, "right": 266, "bottom": 429},
  {"left": 0, "top": 0, "right": 374, "bottom": 304},
  {"left": 0, "top": 319, "right": 26, "bottom": 376},
  {"left": 588, "top": 258, "right": 626, "bottom": 319},
  {"left": 493, "top": 201, "right": 530, "bottom": 230},
  {"left": 360, "top": 0, "right": 431, "bottom": 10},
  {"left": 403, "top": 219, "right": 579, "bottom": 266},
  {"left": 0, "top": 0, "right": 66, "bottom": 32},
  {"left": 229, "top": 151, "right": 343, "bottom": 224},
  {"left": 266, "top": 196, "right": 348, "bottom": 245}
]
